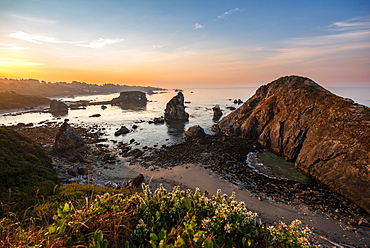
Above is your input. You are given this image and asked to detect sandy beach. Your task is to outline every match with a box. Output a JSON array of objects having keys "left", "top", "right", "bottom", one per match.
[{"left": 93, "top": 158, "right": 370, "bottom": 247}]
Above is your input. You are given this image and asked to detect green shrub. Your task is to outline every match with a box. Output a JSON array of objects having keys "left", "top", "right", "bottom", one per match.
[{"left": 1, "top": 185, "right": 312, "bottom": 247}]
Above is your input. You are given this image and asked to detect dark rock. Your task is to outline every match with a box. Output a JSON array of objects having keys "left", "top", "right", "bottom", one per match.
[
  {"left": 149, "top": 117, "right": 165, "bottom": 124},
  {"left": 233, "top": 99, "right": 243, "bottom": 104},
  {"left": 49, "top": 100, "right": 68, "bottom": 113},
  {"left": 185, "top": 125, "right": 206, "bottom": 138},
  {"left": 101, "top": 105, "right": 107, "bottom": 110},
  {"left": 132, "top": 124, "right": 138, "bottom": 129},
  {"left": 226, "top": 106, "right": 236, "bottom": 110},
  {"left": 122, "top": 148, "right": 143, "bottom": 158},
  {"left": 89, "top": 114, "right": 101, "bottom": 118},
  {"left": 114, "top": 126, "right": 130, "bottom": 136},
  {"left": 125, "top": 174, "right": 145, "bottom": 189},
  {"left": 111, "top": 91, "right": 147, "bottom": 107},
  {"left": 147, "top": 89, "right": 155, "bottom": 95},
  {"left": 213, "top": 75, "right": 370, "bottom": 213},
  {"left": 52, "top": 119, "right": 85, "bottom": 153},
  {"left": 164, "top": 92, "right": 189, "bottom": 121},
  {"left": 78, "top": 167, "right": 88, "bottom": 175},
  {"left": 67, "top": 167, "right": 78, "bottom": 177},
  {"left": 212, "top": 104, "right": 223, "bottom": 120}
]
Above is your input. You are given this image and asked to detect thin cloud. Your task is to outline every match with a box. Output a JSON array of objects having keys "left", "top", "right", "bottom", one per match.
[
  {"left": 153, "top": 44, "right": 163, "bottom": 49},
  {"left": 8, "top": 31, "right": 124, "bottom": 49},
  {"left": 326, "top": 16, "right": 370, "bottom": 31},
  {"left": 268, "top": 17, "right": 370, "bottom": 63},
  {"left": 194, "top": 23, "right": 204, "bottom": 29},
  {"left": 78, "top": 38, "right": 124, "bottom": 48},
  {"left": 11, "top": 14, "right": 57, "bottom": 24},
  {"left": 9, "top": 31, "right": 61, "bottom": 44},
  {"left": 0, "top": 43, "right": 28, "bottom": 50},
  {"left": 217, "top": 8, "right": 240, "bottom": 19}
]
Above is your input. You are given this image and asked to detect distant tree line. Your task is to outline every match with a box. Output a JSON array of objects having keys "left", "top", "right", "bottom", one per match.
[{"left": 0, "top": 78, "right": 165, "bottom": 98}]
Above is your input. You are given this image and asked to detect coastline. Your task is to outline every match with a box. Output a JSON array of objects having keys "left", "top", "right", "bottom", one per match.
[{"left": 98, "top": 160, "right": 370, "bottom": 247}]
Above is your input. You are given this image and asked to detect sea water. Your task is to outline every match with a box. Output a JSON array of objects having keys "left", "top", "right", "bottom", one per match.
[{"left": 0, "top": 86, "right": 369, "bottom": 181}]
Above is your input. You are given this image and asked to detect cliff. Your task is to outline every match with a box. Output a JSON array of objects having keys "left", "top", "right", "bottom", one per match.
[{"left": 213, "top": 76, "right": 370, "bottom": 213}]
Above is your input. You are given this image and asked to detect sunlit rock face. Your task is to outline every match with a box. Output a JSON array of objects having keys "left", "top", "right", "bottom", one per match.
[
  {"left": 213, "top": 75, "right": 370, "bottom": 213},
  {"left": 164, "top": 92, "right": 189, "bottom": 121}
]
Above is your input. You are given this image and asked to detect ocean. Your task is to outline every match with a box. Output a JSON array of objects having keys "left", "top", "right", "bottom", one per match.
[
  {"left": 0, "top": 86, "right": 369, "bottom": 150},
  {"left": 1, "top": 86, "right": 369, "bottom": 181}
]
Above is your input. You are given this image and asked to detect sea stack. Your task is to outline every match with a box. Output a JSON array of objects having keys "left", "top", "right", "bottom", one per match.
[
  {"left": 213, "top": 75, "right": 370, "bottom": 213},
  {"left": 164, "top": 92, "right": 189, "bottom": 121},
  {"left": 111, "top": 91, "right": 147, "bottom": 106}
]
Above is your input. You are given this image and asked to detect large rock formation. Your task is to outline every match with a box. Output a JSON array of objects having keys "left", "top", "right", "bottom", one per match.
[
  {"left": 111, "top": 91, "right": 147, "bottom": 106},
  {"left": 213, "top": 76, "right": 370, "bottom": 213},
  {"left": 49, "top": 100, "right": 68, "bottom": 113},
  {"left": 164, "top": 92, "right": 189, "bottom": 121},
  {"left": 52, "top": 119, "right": 85, "bottom": 153}
]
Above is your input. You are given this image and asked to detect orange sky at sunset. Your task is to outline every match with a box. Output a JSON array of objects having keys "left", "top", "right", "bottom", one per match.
[{"left": 1, "top": 1, "right": 369, "bottom": 88}]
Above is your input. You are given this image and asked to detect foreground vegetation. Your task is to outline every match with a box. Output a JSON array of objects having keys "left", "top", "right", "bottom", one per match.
[
  {"left": 1, "top": 184, "right": 312, "bottom": 247},
  {"left": 0, "top": 126, "right": 312, "bottom": 247}
]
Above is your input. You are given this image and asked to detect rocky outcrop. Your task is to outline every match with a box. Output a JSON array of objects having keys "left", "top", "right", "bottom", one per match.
[
  {"left": 49, "top": 100, "right": 68, "bottom": 113},
  {"left": 185, "top": 125, "right": 206, "bottom": 138},
  {"left": 52, "top": 119, "right": 85, "bottom": 153},
  {"left": 212, "top": 105, "right": 223, "bottom": 121},
  {"left": 111, "top": 91, "right": 147, "bottom": 106},
  {"left": 213, "top": 76, "right": 370, "bottom": 213},
  {"left": 164, "top": 92, "right": 189, "bottom": 121},
  {"left": 114, "top": 126, "right": 130, "bottom": 136}
]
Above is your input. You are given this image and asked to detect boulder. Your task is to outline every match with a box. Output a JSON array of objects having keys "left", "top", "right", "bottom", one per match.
[
  {"left": 149, "top": 117, "right": 165, "bottom": 124},
  {"left": 114, "top": 126, "right": 130, "bottom": 136},
  {"left": 52, "top": 119, "right": 85, "bottom": 153},
  {"left": 164, "top": 92, "right": 189, "bottom": 121},
  {"left": 213, "top": 75, "right": 370, "bottom": 213},
  {"left": 212, "top": 104, "right": 223, "bottom": 120},
  {"left": 111, "top": 91, "right": 147, "bottom": 106},
  {"left": 185, "top": 125, "right": 206, "bottom": 138},
  {"left": 49, "top": 100, "right": 68, "bottom": 113},
  {"left": 125, "top": 173, "right": 145, "bottom": 189}
]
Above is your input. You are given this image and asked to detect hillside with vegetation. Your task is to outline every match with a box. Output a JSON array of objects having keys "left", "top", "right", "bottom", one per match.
[
  {"left": 0, "top": 91, "right": 51, "bottom": 110},
  {"left": 0, "top": 78, "right": 165, "bottom": 98},
  {"left": 0, "top": 127, "right": 57, "bottom": 216},
  {"left": 0, "top": 127, "right": 312, "bottom": 247}
]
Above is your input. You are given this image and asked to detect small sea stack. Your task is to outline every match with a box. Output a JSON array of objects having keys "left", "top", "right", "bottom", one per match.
[{"left": 164, "top": 92, "right": 189, "bottom": 121}]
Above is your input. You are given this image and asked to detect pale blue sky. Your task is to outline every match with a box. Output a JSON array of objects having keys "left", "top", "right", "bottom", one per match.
[{"left": 1, "top": 0, "right": 369, "bottom": 88}]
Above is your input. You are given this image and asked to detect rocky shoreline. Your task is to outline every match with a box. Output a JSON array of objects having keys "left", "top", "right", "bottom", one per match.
[{"left": 9, "top": 123, "right": 370, "bottom": 217}]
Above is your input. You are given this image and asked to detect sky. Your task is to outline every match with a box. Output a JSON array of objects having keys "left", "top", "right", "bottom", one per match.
[{"left": 0, "top": 0, "right": 370, "bottom": 88}]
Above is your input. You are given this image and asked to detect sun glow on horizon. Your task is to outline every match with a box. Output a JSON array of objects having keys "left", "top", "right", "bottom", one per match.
[{"left": 0, "top": 1, "right": 369, "bottom": 88}]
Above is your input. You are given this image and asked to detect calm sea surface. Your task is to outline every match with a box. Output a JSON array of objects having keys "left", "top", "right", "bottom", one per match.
[
  {"left": 1, "top": 86, "right": 369, "bottom": 180},
  {"left": 0, "top": 86, "right": 369, "bottom": 149}
]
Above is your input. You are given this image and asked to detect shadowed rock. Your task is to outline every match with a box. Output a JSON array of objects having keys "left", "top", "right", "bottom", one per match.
[
  {"left": 52, "top": 119, "right": 85, "bottom": 153},
  {"left": 213, "top": 75, "right": 370, "bottom": 213},
  {"left": 49, "top": 100, "right": 68, "bottom": 113},
  {"left": 212, "top": 104, "right": 223, "bottom": 121},
  {"left": 111, "top": 91, "right": 147, "bottom": 107},
  {"left": 164, "top": 92, "right": 189, "bottom": 121},
  {"left": 185, "top": 125, "right": 206, "bottom": 138}
]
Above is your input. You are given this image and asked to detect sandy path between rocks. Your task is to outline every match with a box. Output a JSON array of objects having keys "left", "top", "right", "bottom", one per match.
[{"left": 95, "top": 160, "right": 370, "bottom": 247}]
